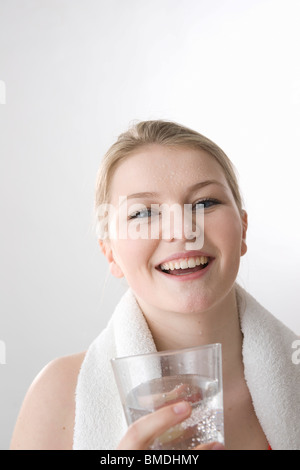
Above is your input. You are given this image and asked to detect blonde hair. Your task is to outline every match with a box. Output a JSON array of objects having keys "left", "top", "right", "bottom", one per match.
[{"left": 95, "top": 120, "right": 243, "bottom": 233}]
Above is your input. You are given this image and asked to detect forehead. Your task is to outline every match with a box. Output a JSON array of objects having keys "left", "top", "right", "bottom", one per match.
[{"left": 109, "top": 144, "right": 229, "bottom": 201}]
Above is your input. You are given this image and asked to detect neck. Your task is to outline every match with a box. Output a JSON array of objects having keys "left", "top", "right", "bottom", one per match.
[{"left": 136, "top": 285, "right": 244, "bottom": 382}]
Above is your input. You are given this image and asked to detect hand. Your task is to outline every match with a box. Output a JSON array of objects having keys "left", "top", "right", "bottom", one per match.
[
  {"left": 117, "top": 400, "right": 225, "bottom": 450},
  {"left": 137, "top": 383, "right": 196, "bottom": 409}
]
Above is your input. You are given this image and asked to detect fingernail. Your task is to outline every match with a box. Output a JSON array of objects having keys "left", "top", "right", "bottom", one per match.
[{"left": 173, "top": 401, "right": 189, "bottom": 414}]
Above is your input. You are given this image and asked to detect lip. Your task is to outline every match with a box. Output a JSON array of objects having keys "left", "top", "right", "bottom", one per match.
[
  {"left": 156, "top": 258, "right": 214, "bottom": 282},
  {"left": 155, "top": 250, "right": 214, "bottom": 268}
]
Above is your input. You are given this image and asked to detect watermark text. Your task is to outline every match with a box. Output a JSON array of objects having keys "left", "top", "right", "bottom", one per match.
[
  {"left": 0, "top": 340, "right": 6, "bottom": 365},
  {"left": 0, "top": 80, "right": 6, "bottom": 104},
  {"left": 292, "top": 339, "right": 300, "bottom": 365},
  {"left": 95, "top": 197, "right": 205, "bottom": 250}
]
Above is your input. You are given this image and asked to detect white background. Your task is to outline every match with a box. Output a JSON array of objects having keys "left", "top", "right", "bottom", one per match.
[{"left": 1, "top": 0, "right": 300, "bottom": 449}]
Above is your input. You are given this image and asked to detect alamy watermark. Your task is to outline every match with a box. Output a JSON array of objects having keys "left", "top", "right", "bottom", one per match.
[
  {"left": 95, "top": 197, "right": 205, "bottom": 250},
  {"left": 0, "top": 340, "right": 6, "bottom": 365},
  {"left": 292, "top": 339, "right": 300, "bottom": 365},
  {"left": 0, "top": 80, "right": 6, "bottom": 104}
]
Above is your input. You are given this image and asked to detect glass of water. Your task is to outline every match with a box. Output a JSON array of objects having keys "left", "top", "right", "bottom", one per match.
[{"left": 111, "top": 343, "right": 224, "bottom": 450}]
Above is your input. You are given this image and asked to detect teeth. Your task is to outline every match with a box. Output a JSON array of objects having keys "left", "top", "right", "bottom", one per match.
[
  {"left": 188, "top": 258, "right": 196, "bottom": 268},
  {"left": 160, "top": 256, "right": 209, "bottom": 271}
]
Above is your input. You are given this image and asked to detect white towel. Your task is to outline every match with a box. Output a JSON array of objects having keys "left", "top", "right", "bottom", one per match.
[{"left": 73, "top": 284, "right": 300, "bottom": 450}]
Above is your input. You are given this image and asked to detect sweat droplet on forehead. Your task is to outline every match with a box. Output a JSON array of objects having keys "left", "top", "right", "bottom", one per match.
[
  {"left": 109, "top": 146, "right": 230, "bottom": 205},
  {"left": 143, "top": 163, "right": 212, "bottom": 187}
]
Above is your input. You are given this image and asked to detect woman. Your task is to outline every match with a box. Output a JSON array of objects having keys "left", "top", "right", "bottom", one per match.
[{"left": 10, "top": 120, "right": 299, "bottom": 450}]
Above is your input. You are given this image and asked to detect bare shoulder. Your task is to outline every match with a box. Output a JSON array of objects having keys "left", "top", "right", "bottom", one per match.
[{"left": 10, "top": 351, "right": 86, "bottom": 450}]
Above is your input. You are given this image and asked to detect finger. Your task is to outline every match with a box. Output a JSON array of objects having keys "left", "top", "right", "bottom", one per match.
[
  {"left": 117, "top": 400, "right": 191, "bottom": 450},
  {"left": 138, "top": 383, "right": 190, "bottom": 409}
]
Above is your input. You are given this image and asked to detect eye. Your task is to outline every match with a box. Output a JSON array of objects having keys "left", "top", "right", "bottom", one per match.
[
  {"left": 194, "top": 198, "right": 221, "bottom": 210},
  {"left": 128, "top": 208, "right": 155, "bottom": 219}
]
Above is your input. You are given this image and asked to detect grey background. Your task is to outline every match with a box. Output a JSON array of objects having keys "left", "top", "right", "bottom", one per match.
[{"left": 1, "top": 0, "right": 300, "bottom": 449}]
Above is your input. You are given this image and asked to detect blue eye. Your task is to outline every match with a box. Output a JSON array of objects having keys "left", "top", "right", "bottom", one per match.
[
  {"left": 194, "top": 198, "right": 220, "bottom": 210},
  {"left": 129, "top": 208, "right": 153, "bottom": 219}
]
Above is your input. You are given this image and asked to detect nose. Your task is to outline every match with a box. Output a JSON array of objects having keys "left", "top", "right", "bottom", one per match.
[{"left": 158, "top": 203, "right": 204, "bottom": 250}]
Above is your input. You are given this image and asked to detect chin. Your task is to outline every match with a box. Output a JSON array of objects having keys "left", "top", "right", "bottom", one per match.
[{"left": 171, "top": 294, "right": 214, "bottom": 315}]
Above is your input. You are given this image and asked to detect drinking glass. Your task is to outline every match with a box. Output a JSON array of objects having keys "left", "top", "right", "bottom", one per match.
[{"left": 111, "top": 343, "right": 224, "bottom": 450}]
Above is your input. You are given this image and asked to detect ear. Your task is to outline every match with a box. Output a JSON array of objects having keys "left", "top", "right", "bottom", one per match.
[
  {"left": 98, "top": 240, "right": 124, "bottom": 278},
  {"left": 240, "top": 210, "right": 248, "bottom": 257}
]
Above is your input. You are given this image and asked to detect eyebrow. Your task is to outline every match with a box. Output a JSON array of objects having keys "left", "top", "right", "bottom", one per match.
[{"left": 126, "top": 180, "right": 226, "bottom": 200}]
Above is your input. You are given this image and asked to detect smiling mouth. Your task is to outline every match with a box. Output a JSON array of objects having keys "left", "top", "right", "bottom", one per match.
[{"left": 156, "top": 256, "right": 211, "bottom": 276}]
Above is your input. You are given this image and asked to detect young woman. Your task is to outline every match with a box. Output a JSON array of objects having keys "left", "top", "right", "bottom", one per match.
[{"left": 10, "top": 120, "right": 299, "bottom": 450}]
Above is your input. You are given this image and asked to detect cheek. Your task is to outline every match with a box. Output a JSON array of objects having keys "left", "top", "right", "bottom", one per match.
[
  {"left": 206, "top": 210, "right": 243, "bottom": 257},
  {"left": 113, "top": 239, "right": 160, "bottom": 300},
  {"left": 111, "top": 239, "right": 157, "bottom": 276}
]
